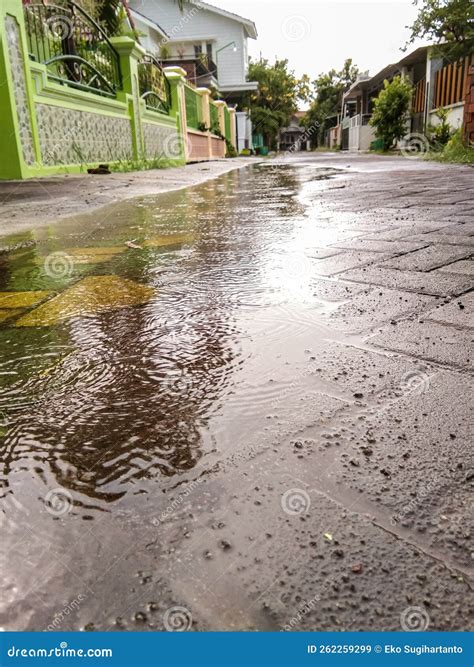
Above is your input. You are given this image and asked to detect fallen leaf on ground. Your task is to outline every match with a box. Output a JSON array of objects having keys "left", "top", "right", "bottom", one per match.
[{"left": 125, "top": 241, "right": 143, "bottom": 250}]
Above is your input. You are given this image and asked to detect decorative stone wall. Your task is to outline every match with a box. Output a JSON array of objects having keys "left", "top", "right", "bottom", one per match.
[
  {"left": 142, "top": 121, "right": 179, "bottom": 160},
  {"left": 5, "top": 15, "right": 36, "bottom": 166},
  {"left": 36, "top": 105, "right": 134, "bottom": 165}
]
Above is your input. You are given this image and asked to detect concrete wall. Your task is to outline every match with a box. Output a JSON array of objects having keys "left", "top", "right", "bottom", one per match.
[
  {"left": 348, "top": 125, "right": 375, "bottom": 151},
  {"left": 236, "top": 111, "right": 252, "bottom": 152},
  {"left": 428, "top": 102, "right": 464, "bottom": 131}
]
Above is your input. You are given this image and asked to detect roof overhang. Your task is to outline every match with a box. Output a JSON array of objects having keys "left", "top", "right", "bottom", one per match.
[
  {"left": 219, "top": 81, "right": 259, "bottom": 93},
  {"left": 130, "top": 9, "right": 169, "bottom": 39},
  {"left": 194, "top": 1, "right": 257, "bottom": 39}
]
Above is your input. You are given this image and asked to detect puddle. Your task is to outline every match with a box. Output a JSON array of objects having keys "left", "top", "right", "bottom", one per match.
[{"left": 0, "top": 164, "right": 364, "bottom": 630}]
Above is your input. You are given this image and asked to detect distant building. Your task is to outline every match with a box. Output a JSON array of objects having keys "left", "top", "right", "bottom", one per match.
[
  {"left": 339, "top": 46, "right": 473, "bottom": 151},
  {"left": 278, "top": 111, "right": 310, "bottom": 151},
  {"left": 129, "top": 0, "right": 258, "bottom": 152}
]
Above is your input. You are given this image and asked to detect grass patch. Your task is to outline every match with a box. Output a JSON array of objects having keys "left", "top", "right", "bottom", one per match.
[
  {"left": 112, "top": 155, "right": 184, "bottom": 173},
  {"left": 426, "top": 129, "right": 474, "bottom": 165}
]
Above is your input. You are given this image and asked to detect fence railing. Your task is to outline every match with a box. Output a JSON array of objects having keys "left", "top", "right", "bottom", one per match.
[
  {"left": 184, "top": 83, "right": 202, "bottom": 130},
  {"left": 138, "top": 54, "right": 171, "bottom": 114},
  {"left": 23, "top": 0, "right": 121, "bottom": 98},
  {"left": 209, "top": 101, "right": 219, "bottom": 133},
  {"left": 412, "top": 78, "right": 426, "bottom": 113},
  {"left": 223, "top": 105, "right": 231, "bottom": 140},
  {"left": 433, "top": 56, "right": 470, "bottom": 109}
]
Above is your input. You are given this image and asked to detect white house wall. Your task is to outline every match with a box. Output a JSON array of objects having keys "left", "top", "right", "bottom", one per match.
[{"left": 130, "top": 0, "right": 248, "bottom": 88}]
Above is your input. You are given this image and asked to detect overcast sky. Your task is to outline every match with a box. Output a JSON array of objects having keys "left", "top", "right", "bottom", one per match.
[{"left": 210, "top": 0, "right": 428, "bottom": 90}]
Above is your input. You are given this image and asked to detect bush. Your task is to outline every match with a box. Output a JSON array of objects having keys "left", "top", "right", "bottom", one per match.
[
  {"left": 370, "top": 75, "right": 413, "bottom": 151},
  {"left": 428, "top": 129, "right": 474, "bottom": 164},
  {"left": 427, "top": 108, "right": 453, "bottom": 150}
]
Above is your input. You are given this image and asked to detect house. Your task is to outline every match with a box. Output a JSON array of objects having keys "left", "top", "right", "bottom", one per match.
[
  {"left": 340, "top": 46, "right": 472, "bottom": 151},
  {"left": 129, "top": 0, "right": 259, "bottom": 152},
  {"left": 278, "top": 111, "right": 311, "bottom": 151}
]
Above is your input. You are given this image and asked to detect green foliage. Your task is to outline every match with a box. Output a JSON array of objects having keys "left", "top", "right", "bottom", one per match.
[
  {"left": 225, "top": 139, "right": 237, "bottom": 158},
  {"left": 406, "top": 0, "right": 474, "bottom": 61},
  {"left": 369, "top": 76, "right": 413, "bottom": 151},
  {"left": 77, "top": 0, "right": 127, "bottom": 36},
  {"left": 244, "top": 59, "right": 310, "bottom": 148},
  {"left": 427, "top": 128, "right": 474, "bottom": 162},
  {"left": 304, "top": 59, "right": 359, "bottom": 147},
  {"left": 427, "top": 107, "right": 454, "bottom": 149}
]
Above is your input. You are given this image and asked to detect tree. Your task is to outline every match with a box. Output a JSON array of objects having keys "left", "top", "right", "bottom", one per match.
[
  {"left": 406, "top": 0, "right": 474, "bottom": 61},
  {"left": 244, "top": 59, "right": 311, "bottom": 148},
  {"left": 370, "top": 76, "right": 413, "bottom": 151},
  {"left": 304, "top": 59, "right": 359, "bottom": 147}
]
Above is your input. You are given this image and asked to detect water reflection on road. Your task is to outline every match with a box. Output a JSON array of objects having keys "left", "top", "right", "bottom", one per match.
[{"left": 0, "top": 163, "right": 349, "bottom": 630}]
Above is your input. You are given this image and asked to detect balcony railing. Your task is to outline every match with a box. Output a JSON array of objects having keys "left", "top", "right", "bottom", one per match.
[
  {"left": 138, "top": 54, "right": 171, "bottom": 114},
  {"left": 349, "top": 113, "right": 372, "bottom": 128},
  {"left": 162, "top": 54, "right": 217, "bottom": 86},
  {"left": 23, "top": 0, "right": 121, "bottom": 98}
]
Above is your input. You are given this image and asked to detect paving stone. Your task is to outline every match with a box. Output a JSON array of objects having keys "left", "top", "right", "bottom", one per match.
[
  {"left": 378, "top": 245, "right": 472, "bottom": 272},
  {"left": 326, "top": 288, "right": 436, "bottom": 332},
  {"left": 425, "top": 293, "right": 474, "bottom": 328},
  {"left": 438, "top": 259, "right": 474, "bottom": 276},
  {"left": 330, "top": 238, "right": 429, "bottom": 254},
  {"left": 361, "top": 224, "right": 453, "bottom": 242},
  {"left": 311, "top": 278, "right": 368, "bottom": 302},
  {"left": 308, "top": 247, "right": 344, "bottom": 259},
  {"left": 15, "top": 276, "right": 154, "bottom": 327},
  {"left": 411, "top": 233, "right": 474, "bottom": 247},
  {"left": 319, "top": 370, "right": 473, "bottom": 570},
  {"left": 340, "top": 266, "right": 473, "bottom": 297},
  {"left": 307, "top": 340, "right": 433, "bottom": 401},
  {"left": 312, "top": 251, "right": 389, "bottom": 276},
  {"left": 370, "top": 319, "right": 473, "bottom": 369}
]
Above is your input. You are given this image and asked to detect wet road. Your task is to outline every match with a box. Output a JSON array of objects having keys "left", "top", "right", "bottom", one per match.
[{"left": 0, "top": 155, "right": 472, "bottom": 631}]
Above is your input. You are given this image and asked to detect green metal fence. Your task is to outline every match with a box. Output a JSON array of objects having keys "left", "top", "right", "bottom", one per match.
[
  {"left": 210, "top": 102, "right": 219, "bottom": 134},
  {"left": 223, "top": 105, "right": 231, "bottom": 141},
  {"left": 184, "top": 84, "right": 202, "bottom": 130}
]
